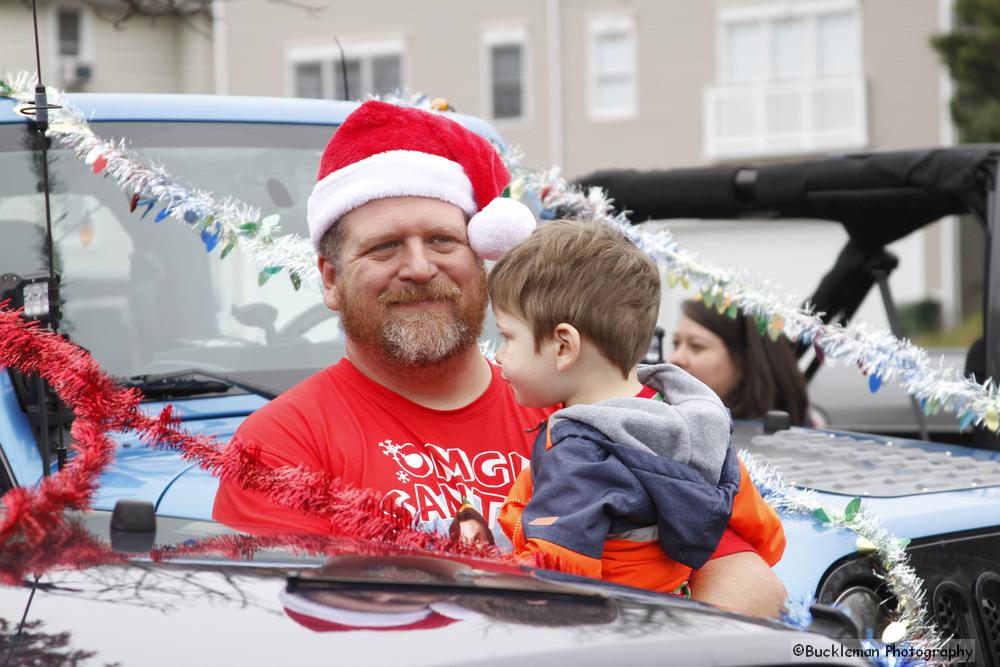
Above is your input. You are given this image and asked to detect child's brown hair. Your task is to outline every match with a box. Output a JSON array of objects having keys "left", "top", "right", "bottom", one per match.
[{"left": 488, "top": 219, "right": 660, "bottom": 377}]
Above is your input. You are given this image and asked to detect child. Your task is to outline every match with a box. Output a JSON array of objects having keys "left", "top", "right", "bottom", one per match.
[{"left": 488, "top": 219, "right": 785, "bottom": 594}]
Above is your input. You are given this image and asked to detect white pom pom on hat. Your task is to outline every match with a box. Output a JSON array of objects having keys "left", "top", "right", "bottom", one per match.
[
  {"left": 307, "top": 100, "right": 536, "bottom": 260},
  {"left": 467, "top": 197, "right": 537, "bottom": 260}
]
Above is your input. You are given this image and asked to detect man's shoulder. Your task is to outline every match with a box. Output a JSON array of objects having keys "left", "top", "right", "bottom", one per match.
[
  {"left": 239, "top": 363, "right": 354, "bottom": 436},
  {"left": 256, "top": 365, "right": 339, "bottom": 409}
]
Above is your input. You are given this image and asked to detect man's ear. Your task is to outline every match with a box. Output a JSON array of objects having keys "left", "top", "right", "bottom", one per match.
[
  {"left": 552, "top": 323, "right": 581, "bottom": 373},
  {"left": 318, "top": 254, "right": 341, "bottom": 312}
]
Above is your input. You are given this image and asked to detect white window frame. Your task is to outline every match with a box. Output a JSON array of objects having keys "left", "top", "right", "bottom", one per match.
[
  {"left": 714, "top": 0, "right": 861, "bottom": 84},
  {"left": 480, "top": 25, "right": 531, "bottom": 126},
  {"left": 586, "top": 13, "right": 638, "bottom": 122},
  {"left": 705, "top": 0, "right": 865, "bottom": 160},
  {"left": 48, "top": 2, "right": 94, "bottom": 88},
  {"left": 284, "top": 35, "right": 408, "bottom": 100}
]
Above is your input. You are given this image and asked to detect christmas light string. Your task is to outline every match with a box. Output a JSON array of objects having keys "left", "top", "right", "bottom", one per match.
[{"left": 2, "top": 71, "right": 994, "bottom": 436}]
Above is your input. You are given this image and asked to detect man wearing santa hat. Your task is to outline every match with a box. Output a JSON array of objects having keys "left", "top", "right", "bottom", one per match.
[{"left": 213, "top": 100, "right": 786, "bottom": 617}]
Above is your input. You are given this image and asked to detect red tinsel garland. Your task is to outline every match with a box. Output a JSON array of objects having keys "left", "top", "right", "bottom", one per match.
[
  {"left": 149, "top": 532, "right": 526, "bottom": 577},
  {"left": 0, "top": 521, "right": 124, "bottom": 586},
  {"left": 0, "top": 304, "right": 546, "bottom": 577}
]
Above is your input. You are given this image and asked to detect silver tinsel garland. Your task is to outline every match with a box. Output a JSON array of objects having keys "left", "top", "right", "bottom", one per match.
[
  {"left": 517, "top": 159, "right": 1000, "bottom": 438},
  {"left": 741, "top": 451, "right": 946, "bottom": 659},
  {"left": 2, "top": 71, "right": 320, "bottom": 289},
  {"left": 3, "top": 72, "right": 998, "bottom": 435}
]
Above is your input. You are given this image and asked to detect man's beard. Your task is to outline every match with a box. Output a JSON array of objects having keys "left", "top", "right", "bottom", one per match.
[{"left": 337, "top": 272, "right": 487, "bottom": 366}]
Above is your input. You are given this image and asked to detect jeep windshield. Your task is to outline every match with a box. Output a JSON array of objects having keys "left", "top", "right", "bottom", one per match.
[{"left": 0, "top": 120, "right": 344, "bottom": 381}]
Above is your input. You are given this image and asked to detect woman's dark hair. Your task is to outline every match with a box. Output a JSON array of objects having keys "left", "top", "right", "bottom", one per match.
[{"left": 680, "top": 299, "right": 809, "bottom": 426}]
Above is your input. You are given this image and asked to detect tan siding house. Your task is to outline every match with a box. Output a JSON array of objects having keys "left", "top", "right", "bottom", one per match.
[
  {"left": 0, "top": 0, "right": 213, "bottom": 94},
  {"left": 8, "top": 0, "right": 944, "bottom": 331},
  {"left": 216, "top": 0, "right": 951, "bottom": 171}
]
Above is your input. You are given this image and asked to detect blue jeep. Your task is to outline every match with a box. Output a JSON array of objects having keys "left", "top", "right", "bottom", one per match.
[{"left": 1, "top": 93, "right": 998, "bottom": 660}]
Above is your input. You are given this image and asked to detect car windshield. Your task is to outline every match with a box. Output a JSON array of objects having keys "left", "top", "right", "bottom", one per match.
[{"left": 0, "top": 121, "right": 346, "bottom": 378}]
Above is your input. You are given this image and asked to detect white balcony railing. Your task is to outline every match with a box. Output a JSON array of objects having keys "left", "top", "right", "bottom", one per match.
[{"left": 703, "top": 76, "right": 868, "bottom": 160}]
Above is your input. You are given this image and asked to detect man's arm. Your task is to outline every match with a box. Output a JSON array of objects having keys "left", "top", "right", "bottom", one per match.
[{"left": 688, "top": 551, "right": 787, "bottom": 618}]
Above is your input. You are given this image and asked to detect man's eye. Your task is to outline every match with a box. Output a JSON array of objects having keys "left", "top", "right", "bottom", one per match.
[
  {"left": 369, "top": 241, "right": 398, "bottom": 254},
  {"left": 430, "top": 236, "right": 457, "bottom": 247}
]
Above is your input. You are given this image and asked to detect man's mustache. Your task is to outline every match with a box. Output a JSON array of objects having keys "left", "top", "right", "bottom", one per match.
[{"left": 379, "top": 282, "right": 461, "bottom": 305}]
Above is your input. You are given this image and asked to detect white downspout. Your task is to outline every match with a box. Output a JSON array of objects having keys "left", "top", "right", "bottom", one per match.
[
  {"left": 212, "top": 0, "right": 228, "bottom": 95},
  {"left": 938, "top": 0, "right": 959, "bottom": 328},
  {"left": 546, "top": 0, "right": 564, "bottom": 170}
]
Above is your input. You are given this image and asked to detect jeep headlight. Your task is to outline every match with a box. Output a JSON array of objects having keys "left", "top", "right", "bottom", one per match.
[{"left": 834, "top": 585, "right": 891, "bottom": 636}]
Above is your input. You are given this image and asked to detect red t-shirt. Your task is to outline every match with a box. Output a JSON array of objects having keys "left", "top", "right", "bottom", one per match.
[
  {"left": 214, "top": 360, "right": 755, "bottom": 557},
  {"left": 213, "top": 358, "right": 550, "bottom": 535}
]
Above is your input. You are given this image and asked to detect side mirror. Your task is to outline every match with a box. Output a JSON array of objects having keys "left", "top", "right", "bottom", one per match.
[
  {"left": 763, "top": 410, "right": 792, "bottom": 434},
  {"left": 110, "top": 498, "right": 156, "bottom": 553},
  {"left": 231, "top": 303, "right": 279, "bottom": 343}
]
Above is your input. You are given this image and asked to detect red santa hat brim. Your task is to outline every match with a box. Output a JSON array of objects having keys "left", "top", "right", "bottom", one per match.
[
  {"left": 306, "top": 149, "right": 477, "bottom": 251},
  {"left": 279, "top": 588, "right": 460, "bottom": 633}
]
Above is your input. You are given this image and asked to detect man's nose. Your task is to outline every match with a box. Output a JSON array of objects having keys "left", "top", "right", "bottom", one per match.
[{"left": 397, "top": 241, "right": 438, "bottom": 282}]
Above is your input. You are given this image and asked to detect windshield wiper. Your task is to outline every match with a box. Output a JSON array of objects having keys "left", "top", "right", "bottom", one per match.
[
  {"left": 119, "top": 372, "right": 234, "bottom": 400},
  {"left": 119, "top": 370, "right": 279, "bottom": 400}
]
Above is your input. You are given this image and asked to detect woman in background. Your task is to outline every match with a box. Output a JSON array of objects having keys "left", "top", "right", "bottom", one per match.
[{"left": 669, "top": 299, "right": 810, "bottom": 426}]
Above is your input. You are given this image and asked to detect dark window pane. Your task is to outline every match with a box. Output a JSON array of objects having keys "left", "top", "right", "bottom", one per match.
[
  {"left": 58, "top": 9, "right": 80, "bottom": 56},
  {"left": 333, "top": 59, "right": 362, "bottom": 100},
  {"left": 491, "top": 45, "right": 522, "bottom": 119},
  {"left": 372, "top": 55, "right": 402, "bottom": 95},
  {"left": 492, "top": 45, "right": 521, "bottom": 81},
  {"left": 294, "top": 62, "right": 323, "bottom": 99}
]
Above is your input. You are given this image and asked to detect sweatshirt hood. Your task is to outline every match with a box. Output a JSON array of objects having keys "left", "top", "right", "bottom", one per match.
[{"left": 553, "top": 363, "right": 731, "bottom": 484}]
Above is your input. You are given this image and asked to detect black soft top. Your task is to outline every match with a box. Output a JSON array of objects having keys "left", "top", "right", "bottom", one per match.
[
  {"left": 576, "top": 146, "right": 1000, "bottom": 422},
  {"left": 576, "top": 145, "right": 1000, "bottom": 250}
]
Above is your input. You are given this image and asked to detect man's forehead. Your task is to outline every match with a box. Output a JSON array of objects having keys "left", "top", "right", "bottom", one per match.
[{"left": 340, "top": 198, "right": 469, "bottom": 241}]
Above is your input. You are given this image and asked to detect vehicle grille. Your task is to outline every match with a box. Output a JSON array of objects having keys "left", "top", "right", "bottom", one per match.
[
  {"left": 935, "top": 581, "right": 975, "bottom": 644},
  {"left": 976, "top": 573, "right": 1000, "bottom": 663}
]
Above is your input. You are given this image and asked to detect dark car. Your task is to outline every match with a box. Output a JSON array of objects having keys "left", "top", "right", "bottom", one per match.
[{"left": 0, "top": 513, "right": 869, "bottom": 667}]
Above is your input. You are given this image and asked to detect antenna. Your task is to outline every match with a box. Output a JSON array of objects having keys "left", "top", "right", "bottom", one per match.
[
  {"left": 334, "top": 36, "right": 350, "bottom": 100},
  {"left": 28, "top": 0, "right": 61, "bottom": 333},
  {"left": 19, "top": 0, "right": 67, "bottom": 473}
]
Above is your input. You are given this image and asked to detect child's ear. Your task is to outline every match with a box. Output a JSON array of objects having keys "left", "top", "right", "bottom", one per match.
[{"left": 553, "top": 323, "right": 581, "bottom": 373}]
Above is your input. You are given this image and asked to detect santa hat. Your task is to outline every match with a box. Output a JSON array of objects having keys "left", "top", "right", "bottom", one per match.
[{"left": 307, "top": 100, "right": 536, "bottom": 260}]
